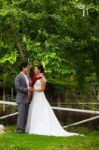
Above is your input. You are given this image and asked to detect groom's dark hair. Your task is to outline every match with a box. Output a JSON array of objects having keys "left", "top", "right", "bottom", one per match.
[{"left": 20, "top": 62, "right": 29, "bottom": 71}]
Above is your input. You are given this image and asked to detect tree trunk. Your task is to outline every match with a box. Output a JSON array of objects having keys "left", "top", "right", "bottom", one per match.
[
  {"left": 3, "top": 88, "right": 6, "bottom": 111},
  {"left": 97, "top": 91, "right": 99, "bottom": 100},
  {"left": 11, "top": 26, "right": 26, "bottom": 61},
  {"left": 11, "top": 87, "right": 14, "bottom": 100}
]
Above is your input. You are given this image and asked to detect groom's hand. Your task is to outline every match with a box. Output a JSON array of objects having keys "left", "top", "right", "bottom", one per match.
[{"left": 28, "top": 87, "right": 34, "bottom": 92}]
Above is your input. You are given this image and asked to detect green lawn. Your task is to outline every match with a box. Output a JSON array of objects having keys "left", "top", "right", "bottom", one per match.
[{"left": 0, "top": 126, "right": 99, "bottom": 150}]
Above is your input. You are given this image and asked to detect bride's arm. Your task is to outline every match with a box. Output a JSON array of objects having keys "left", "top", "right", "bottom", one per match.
[{"left": 33, "top": 79, "right": 46, "bottom": 92}]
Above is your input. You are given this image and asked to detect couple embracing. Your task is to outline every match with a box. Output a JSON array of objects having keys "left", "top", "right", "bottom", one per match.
[{"left": 15, "top": 62, "right": 79, "bottom": 136}]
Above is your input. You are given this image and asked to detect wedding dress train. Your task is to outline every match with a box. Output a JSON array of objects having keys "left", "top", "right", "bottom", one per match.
[{"left": 26, "top": 79, "right": 79, "bottom": 136}]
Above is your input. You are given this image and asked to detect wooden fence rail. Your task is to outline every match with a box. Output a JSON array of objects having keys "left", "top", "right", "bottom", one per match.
[{"left": 0, "top": 101, "right": 99, "bottom": 128}]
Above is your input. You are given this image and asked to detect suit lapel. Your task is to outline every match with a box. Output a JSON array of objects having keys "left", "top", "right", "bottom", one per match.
[{"left": 20, "top": 72, "right": 27, "bottom": 87}]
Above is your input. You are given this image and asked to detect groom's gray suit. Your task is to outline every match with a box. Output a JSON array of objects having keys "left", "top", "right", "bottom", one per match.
[{"left": 15, "top": 72, "right": 29, "bottom": 133}]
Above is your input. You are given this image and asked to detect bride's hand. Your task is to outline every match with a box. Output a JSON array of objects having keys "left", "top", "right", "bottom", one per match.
[{"left": 37, "top": 73, "right": 44, "bottom": 78}]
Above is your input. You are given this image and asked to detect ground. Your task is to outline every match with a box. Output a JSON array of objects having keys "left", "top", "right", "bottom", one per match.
[{"left": 0, "top": 125, "right": 99, "bottom": 150}]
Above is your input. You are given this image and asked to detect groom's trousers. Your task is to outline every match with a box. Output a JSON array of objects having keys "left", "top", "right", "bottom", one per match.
[{"left": 17, "top": 102, "right": 29, "bottom": 132}]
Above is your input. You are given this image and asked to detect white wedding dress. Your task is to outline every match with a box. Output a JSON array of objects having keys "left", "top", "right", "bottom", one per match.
[{"left": 26, "top": 78, "right": 79, "bottom": 136}]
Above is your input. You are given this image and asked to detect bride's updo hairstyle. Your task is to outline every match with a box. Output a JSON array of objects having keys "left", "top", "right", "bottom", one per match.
[{"left": 36, "top": 64, "right": 44, "bottom": 73}]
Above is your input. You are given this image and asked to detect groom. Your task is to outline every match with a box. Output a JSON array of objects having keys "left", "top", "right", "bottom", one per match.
[{"left": 15, "top": 62, "right": 33, "bottom": 133}]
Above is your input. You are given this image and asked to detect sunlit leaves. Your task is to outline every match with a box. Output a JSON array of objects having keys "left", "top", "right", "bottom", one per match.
[{"left": 0, "top": 51, "right": 17, "bottom": 64}]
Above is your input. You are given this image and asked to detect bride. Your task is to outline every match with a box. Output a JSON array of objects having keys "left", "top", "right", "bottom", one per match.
[{"left": 26, "top": 64, "right": 79, "bottom": 136}]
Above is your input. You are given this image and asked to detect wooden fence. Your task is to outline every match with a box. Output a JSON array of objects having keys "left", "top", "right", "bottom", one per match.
[{"left": 0, "top": 100, "right": 99, "bottom": 128}]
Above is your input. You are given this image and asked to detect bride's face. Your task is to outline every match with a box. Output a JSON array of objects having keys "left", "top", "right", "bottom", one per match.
[{"left": 34, "top": 67, "right": 40, "bottom": 75}]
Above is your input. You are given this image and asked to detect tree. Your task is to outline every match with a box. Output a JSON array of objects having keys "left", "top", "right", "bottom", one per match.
[{"left": 0, "top": 0, "right": 99, "bottom": 99}]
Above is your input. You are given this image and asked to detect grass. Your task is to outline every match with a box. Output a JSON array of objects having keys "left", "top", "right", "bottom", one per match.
[{"left": 0, "top": 125, "right": 99, "bottom": 150}]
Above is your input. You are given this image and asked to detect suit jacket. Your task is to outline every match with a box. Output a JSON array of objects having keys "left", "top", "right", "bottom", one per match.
[{"left": 15, "top": 73, "right": 29, "bottom": 104}]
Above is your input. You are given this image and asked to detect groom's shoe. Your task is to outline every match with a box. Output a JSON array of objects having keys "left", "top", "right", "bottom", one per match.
[
  {"left": 16, "top": 128, "right": 26, "bottom": 134},
  {"left": 16, "top": 130, "right": 26, "bottom": 134}
]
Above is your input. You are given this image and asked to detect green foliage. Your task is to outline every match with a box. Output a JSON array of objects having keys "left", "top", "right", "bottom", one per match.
[{"left": 0, "top": 0, "right": 99, "bottom": 97}]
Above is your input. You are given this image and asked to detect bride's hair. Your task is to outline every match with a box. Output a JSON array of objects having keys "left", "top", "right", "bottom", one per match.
[{"left": 36, "top": 64, "right": 44, "bottom": 73}]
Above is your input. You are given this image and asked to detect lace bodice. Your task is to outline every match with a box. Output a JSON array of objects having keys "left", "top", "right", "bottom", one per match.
[{"left": 34, "top": 78, "right": 46, "bottom": 90}]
